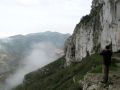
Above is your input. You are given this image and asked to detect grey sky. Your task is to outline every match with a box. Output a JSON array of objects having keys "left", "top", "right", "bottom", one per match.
[{"left": 0, "top": 0, "right": 92, "bottom": 38}]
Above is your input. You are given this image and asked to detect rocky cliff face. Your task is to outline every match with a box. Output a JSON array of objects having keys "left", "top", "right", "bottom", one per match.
[{"left": 65, "top": 0, "right": 120, "bottom": 65}]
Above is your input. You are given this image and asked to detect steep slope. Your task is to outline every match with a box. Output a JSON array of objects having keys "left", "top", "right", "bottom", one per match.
[
  {"left": 65, "top": 0, "right": 120, "bottom": 65},
  {"left": 13, "top": 54, "right": 101, "bottom": 90},
  {"left": 13, "top": 52, "right": 120, "bottom": 90}
]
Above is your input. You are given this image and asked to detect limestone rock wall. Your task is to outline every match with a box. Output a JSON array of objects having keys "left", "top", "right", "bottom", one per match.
[{"left": 65, "top": 0, "right": 120, "bottom": 65}]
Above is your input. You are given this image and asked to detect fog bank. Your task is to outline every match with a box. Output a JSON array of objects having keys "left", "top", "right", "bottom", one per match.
[{"left": 3, "top": 42, "right": 62, "bottom": 90}]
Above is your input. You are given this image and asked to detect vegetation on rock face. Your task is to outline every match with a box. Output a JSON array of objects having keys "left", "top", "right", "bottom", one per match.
[
  {"left": 78, "top": 3, "right": 103, "bottom": 26},
  {"left": 13, "top": 53, "right": 118, "bottom": 90},
  {"left": 90, "top": 4, "right": 103, "bottom": 17},
  {"left": 79, "top": 15, "right": 91, "bottom": 26}
]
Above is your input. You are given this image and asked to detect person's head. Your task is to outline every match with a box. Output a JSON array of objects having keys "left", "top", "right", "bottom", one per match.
[{"left": 105, "top": 45, "right": 110, "bottom": 50}]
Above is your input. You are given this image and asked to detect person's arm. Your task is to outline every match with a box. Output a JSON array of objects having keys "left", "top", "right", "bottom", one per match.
[
  {"left": 111, "top": 50, "right": 113, "bottom": 56},
  {"left": 100, "top": 50, "right": 104, "bottom": 55}
]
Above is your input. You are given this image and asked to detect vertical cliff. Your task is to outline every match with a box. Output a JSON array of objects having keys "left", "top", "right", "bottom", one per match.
[{"left": 65, "top": 0, "right": 120, "bottom": 65}]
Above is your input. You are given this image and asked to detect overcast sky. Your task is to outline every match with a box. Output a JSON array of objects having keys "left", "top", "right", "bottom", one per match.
[{"left": 0, "top": 0, "right": 92, "bottom": 38}]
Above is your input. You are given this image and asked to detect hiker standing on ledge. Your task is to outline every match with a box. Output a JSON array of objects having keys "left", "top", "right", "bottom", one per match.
[{"left": 100, "top": 45, "right": 113, "bottom": 83}]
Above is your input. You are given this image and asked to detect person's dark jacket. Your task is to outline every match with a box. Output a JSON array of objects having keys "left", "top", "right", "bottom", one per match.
[{"left": 100, "top": 49, "right": 113, "bottom": 65}]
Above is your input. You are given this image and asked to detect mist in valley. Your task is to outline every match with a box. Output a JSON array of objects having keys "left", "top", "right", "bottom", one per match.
[{"left": 2, "top": 42, "right": 63, "bottom": 90}]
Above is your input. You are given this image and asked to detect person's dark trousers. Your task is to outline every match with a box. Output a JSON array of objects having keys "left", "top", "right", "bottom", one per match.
[{"left": 103, "top": 64, "right": 109, "bottom": 83}]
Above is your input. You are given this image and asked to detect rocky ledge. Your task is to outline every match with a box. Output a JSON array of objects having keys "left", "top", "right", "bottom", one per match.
[{"left": 79, "top": 54, "right": 120, "bottom": 90}]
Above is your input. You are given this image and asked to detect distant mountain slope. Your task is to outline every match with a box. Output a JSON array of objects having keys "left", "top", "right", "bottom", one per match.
[{"left": 0, "top": 31, "right": 70, "bottom": 75}]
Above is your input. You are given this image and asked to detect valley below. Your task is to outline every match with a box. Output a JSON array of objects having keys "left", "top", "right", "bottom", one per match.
[{"left": 0, "top": 32, "right": 69, "bottom": 90}]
